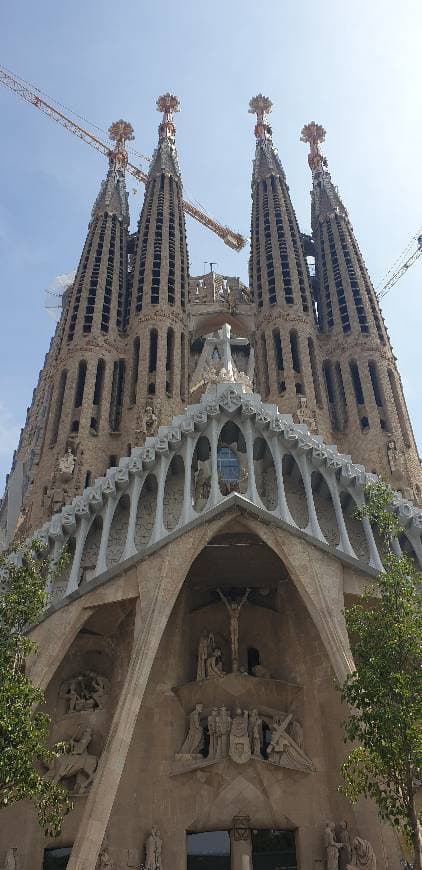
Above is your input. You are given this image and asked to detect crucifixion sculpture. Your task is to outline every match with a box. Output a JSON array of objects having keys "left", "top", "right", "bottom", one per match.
[{"left": 217, "top": 587, "right": 251, "bottom": 671}]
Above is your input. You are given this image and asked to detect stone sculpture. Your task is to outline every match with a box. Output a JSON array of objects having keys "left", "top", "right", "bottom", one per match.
[
  {"left": 144, "top": 826, "right": 162, "bottom": 870},
  {"left": 338, "top": 821, "right": 352, "bottom": 870},
  {"left": 217, "top": 587, "right": 251, "bottom": 669},
  {"left": 96, "top": 844, "right": 115, "bottom": 869},
  {"left": 45, "top": 727, "right": 98, "bottom": 793},
  {"left": 176, "top": 704, "right": 204, "bottom": 758},
  {"left": 294, "top": 396, "right": 317, "bottom": 432},
  {"left": 208, "top": 707, "right": 218, "bottom": 760},
  {"left": 229, "top": 708, "right": 251, "bottom": 764},
  {"left": 216, "top": 705, "right": 232, "bottom": 759},
  {"left": 267, "top": 713, "right": 314, "bottom": 772},
  {"left": 175, "top": 704, "right": 313, "bottom": 772},
  {"left": 58, "top": 448, "right": 76, "bottom": 480},
  {"left": 289, "top": 718, "right": 304, "bottom": 750},
  {"left": 352, "top": 837, "right": 376, "bottom": 870},
  {"left": 248, "top": 708, "right": 263, "bottom": 759},
  {"left": 142, "top": 402, "right": 159, "bottom": 437},
  {"left": 206, "top": 646, "right": 225, "bottom": 678},
  {"left": 324, "top": 821, "right": 343, "bottom": 870},
  {"left": 2, "top": 850, "right": 17, "bottom": 870},
  {"left": 193, "top": 467, "right": 211, "bottom": 510},
  {"left": 196, "top": 631, "right": 215, "bottom": 681},
  {"left": 61, "top": 672, "right": 109, "bottom": 713}
]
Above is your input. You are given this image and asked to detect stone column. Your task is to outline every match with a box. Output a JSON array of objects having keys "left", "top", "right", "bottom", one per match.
[{"left": 230, "top": 821, "right": 253, "bottom": 870}]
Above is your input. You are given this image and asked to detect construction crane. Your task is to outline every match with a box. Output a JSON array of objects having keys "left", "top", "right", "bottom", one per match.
[
  {"left": 377, "top": 227, "right": 422, "bottom": 299},
  {"left": 0, "top": 63, "right": 247, "bottom": 252}
]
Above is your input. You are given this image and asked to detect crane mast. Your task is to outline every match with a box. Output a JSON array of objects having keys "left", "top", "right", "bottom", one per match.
[{"left": 0, "top": 64, "right": 247, "bottom": 251}]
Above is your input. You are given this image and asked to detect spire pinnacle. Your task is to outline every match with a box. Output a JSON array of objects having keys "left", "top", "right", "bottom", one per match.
[
  {"left": 249, "top": 94, "right": 273, "bottom": 140},
  {"left": 108, "top": 119, "right": 134, "bottom": 171},
  {"left": 300, "top": 122, "right": 328, "bottom": 174},
  {"left": 156, "top": 93, "right": 180, "bottom": 143}
]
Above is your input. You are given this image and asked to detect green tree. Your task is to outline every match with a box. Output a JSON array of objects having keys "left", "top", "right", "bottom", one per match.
[
  {"left": 0, "top": 539, "right": 72, "bottom": 835},
  {"left": 340, "top": 481, "right": 421, "bottom": 870}
]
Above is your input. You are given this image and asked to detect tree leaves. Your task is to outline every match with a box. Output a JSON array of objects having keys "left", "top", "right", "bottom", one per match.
[
  {"left": 0, "top": 540, "right": 71, "bottom": 835},
  {"left": 340, "top": 483, "right": 422, "bottom": 868}
]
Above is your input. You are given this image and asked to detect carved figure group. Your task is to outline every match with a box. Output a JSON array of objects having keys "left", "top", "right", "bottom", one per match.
[
  {"left": 61, "top": 671, "right": 109, "bottom": 713},
  {"left": 176, "top": 704, "right": 311, "bottom": 771},
  {"left": 45, "top": 727, "right": 98, "bottom": 794},
  {"left": 323, "top": 823, "right": 376, "bottom": 870},
  {"left": 267, "top": 713, "right": 313, "bottom": 771}
]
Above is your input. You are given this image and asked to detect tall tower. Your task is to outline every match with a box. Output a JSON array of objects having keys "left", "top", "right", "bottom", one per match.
[
  {"left": 248, "top": 96, "right": 329, "bottom": 437},
  {"left": 301, "top": 122, "right": 421, "bottom": 499},
  {"left": 127, "top": 94, "right": 189, "bottom": 440},
  {"left": 25, "top": 121, "right": 133, "bottom": 532}
]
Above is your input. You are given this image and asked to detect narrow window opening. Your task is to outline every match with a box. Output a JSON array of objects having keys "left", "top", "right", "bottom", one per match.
[
  {"left": 93, "top": 359, "right": 105, "bottom": 406},
  {"left": 290, "top": 331, "right": 301, "bottom": 374},
  {"left": 180, "top": 333, "right": 187, "bottom": 401},
  {"left": 166, "top": 328, "right": 175, "bottom": 397},
  {"left": 74, "top": 360, "right": 87, "bottom": 408},
  {"left": 84, "top": 471, "right": 91, "bottom": 488},
  {"left": 149, "top": 329, "right": 158, "bottom": 373},
  {"left": 130, "top": 337, "right": 140, "bottom": 405},
  {"left": 368, "top": 361, "right": 383, "bottom": 407},
  {"left": 388, "top": 369, "right": 411, "bottom": 448},
  {"left": 261, "top": 333, "right": 270, "bottom": 396},
  {"left": 109, "top": 360, "right": 126, "bottom": 432},
  {"left": 273, "top": 329, "right": 284, "bottom": 371},
  {"left": 308, "top": 337, "right": 322, "bottom": 408},
  {"left": 50, "top": 370, "right": 67, "bottom": 446},
  {"left": 323, "top": 360, "right": 339, "bottom": 430},
  {"left": 350, "top": 361, "right": 365, "bottom": 406}
]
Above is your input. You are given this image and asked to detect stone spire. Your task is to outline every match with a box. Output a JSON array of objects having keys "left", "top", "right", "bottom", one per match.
[
  {"left": 302, "top": 122, "right": 422, "bottom": 497},
  {"left": 66, "top": 120, "right": 132, "bottom": 341},
  {"left": 127, "top": 94, "right": 190, "bottom": 438},
  {"left": 301, "top": 121, "right": 388, "bottom": 341},
  {"left": 248, "top": 96, "right": 326, "bottom": 435},
  {"left": 22, "top": 121, "right": 134, "bottom": 531},
  {"left": 90, "top": 120, "right": 132, "bottom": 223}
]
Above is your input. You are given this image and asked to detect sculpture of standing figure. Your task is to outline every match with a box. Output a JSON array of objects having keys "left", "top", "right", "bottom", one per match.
[
  {"left": 208, "top": 707, "right": 218, "bottom": 760},
  {"left": 338, "top": 821, "right": 352, "bottom": 870},
  {"left": 217, "top": 587, "right": 250, "bottom": 669},
  {"left": 196, "top": 630, "right": 214, "bottom": 681},
  {"left": 324, "top": 821, "right": 343, "bottom": 870},
  {"left": 2, "top": 850, "right": 17, "bottom": 870},
  {"left": 248, "top": 708, "right": 263, "bottom": 758},
  {"left": 177, "top": 704, "right": 204, "bottom": 757},
  {"left": 145, "top": 825, "right": 162, "bottom": 870},
  {"left": 216, "top": 705, "right": 232, "bottom": 759}
]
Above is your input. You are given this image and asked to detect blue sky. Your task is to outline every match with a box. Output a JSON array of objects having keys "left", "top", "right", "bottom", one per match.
[{"left": 0, "top": 0, "right": 421, "bottom": 490}]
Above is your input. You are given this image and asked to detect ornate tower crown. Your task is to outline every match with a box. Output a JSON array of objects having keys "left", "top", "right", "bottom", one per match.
[
  {"left": 300, "top": 122, "right": 328, "bottom": 174},
  {"left": 157, "top": 93, "right": 180, "bottom": 143},
  {"left": 107, "top": 119, "right": 134, "bottom": 172},
  {"left": 248, "top": 94, "right": 273, "bottom": 139}
]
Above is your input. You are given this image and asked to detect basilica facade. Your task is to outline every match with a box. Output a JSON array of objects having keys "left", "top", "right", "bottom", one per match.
[{"left": 0, "top": 94, "right": 421, "bottom": 870}]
